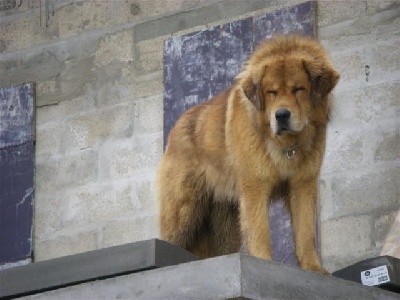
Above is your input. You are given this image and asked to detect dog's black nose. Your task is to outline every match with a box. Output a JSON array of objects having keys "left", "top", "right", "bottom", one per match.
[{"left": 275, "top": 109, "right": 291, "bottom": 121}]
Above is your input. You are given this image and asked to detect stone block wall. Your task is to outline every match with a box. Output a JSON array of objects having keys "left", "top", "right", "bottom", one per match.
[{"left": 1, "top": 0, "right": 399, "bottom": 272}]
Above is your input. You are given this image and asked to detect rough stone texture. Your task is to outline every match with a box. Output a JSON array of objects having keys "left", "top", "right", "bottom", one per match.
[
  {"left": 321, "top": 215, "right": 372, "bottom": 258},
  {"left": 0, "top": 0, "right": 399, "bottom": 276},
  {"left": 381, "top": 211, "right": 400, "bottom": 258},
  {"left": 318, "top": 0, "right": 400, "bottom": 271}
]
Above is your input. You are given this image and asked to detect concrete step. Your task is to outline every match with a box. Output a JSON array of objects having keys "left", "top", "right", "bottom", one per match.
[{"left": 1, "top": 239, "right": 399, "bottom": 299}]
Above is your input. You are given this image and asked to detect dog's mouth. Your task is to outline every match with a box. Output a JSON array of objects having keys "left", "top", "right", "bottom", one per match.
[
  {"left": 276, "top": 128, "right": 295, "bottom": 136},
  {"left": 275, "top": 123, "right": 296, "bottom": 136}
]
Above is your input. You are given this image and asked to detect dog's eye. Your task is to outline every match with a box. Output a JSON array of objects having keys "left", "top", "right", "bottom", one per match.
[
  {"left": 267, "top": 91, "right": 277, "bottom": 96},
  {"left": 292, "top": 87, "right": 305, "bottom": 94}
]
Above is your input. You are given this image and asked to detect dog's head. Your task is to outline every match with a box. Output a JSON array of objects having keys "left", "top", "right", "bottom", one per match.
[{"left": 238, "top": 35, "right": 339, "bottom": 136}]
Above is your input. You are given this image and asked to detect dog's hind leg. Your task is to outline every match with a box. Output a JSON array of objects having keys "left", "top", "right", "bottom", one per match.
[
  {"left": 209, "top": 201, "right": 241, "bottom": 256},
  {"left": 187, "top": 200, "right": 241, "bottom": 258},
  {"left": 158, "top": 166, "right": 209, "bottom": 253}
]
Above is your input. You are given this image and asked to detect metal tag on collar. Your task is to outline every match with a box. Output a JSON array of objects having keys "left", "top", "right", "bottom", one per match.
[
  {"left": 286, "top": 148, "right": 296, "bottom": 160},
  {"left": 285, "top": 143, "right": 298, "bottom": 160}
]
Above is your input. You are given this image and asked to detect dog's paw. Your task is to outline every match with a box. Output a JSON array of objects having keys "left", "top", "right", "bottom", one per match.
[{"left": 301, "top": 263, "right": 331, "bottom": 275}]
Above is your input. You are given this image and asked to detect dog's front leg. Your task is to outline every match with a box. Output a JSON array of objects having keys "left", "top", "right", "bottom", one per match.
[
  {"left": 290, "top": 178, "right": 327, "bottom": 273},
  {"left": 239, "top": 180, "right": 273, "bottom": 261}
]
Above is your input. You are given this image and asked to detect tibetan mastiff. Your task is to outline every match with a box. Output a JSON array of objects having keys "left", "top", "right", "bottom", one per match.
[{"left": 157, "top": 35, "right": 339, "bottom": 273}]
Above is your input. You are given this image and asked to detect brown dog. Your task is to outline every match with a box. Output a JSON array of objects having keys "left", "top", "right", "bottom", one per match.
[{"left": 157, "top": 35, "right": 339, "bottom": 273}]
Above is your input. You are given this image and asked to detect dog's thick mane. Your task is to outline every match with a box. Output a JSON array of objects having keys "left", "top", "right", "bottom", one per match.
[{"left": 243, "top": 35, "right": 332, "bottom": 69}]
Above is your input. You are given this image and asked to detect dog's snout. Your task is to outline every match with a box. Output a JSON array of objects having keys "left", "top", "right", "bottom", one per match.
[{"left": 275, "top": 108, "right": 291, "bottom": 121}]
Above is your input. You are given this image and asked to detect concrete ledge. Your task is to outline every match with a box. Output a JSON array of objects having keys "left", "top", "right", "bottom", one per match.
[
  {"left": 9, "top": 252, "right": 400, "bottom": 300},
  {"left": 0, "top": 239, "right": 197, "bottom": 299}
]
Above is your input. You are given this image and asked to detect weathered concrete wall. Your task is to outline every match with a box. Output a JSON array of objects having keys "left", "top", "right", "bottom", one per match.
[
  {"left": 317, "top": 0, "right": 400, "bottom": 271},
  {"left": 1, "top": 0, "right": 399, "bottom": 272}
]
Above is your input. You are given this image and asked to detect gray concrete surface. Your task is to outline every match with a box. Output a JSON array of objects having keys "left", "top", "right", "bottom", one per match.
[
  {"left": 0, "top": 239, "right": 197, "bottom": 299},
  {"left": 17, "top": 253, "right": 400, "bottom": 300}
]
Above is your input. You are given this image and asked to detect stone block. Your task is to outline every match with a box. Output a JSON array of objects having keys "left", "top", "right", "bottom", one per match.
[
  {"left": 0, "top": 46, "right": 65, "bottom": 89},
  {"left": 61, "top": 103, "right": 134, "bottom": 152},
  {"left": 102, "top": 216, "right": 159, "bottom": 248},
  {"left": 133, "top": 95, "right": 163, "bottom": 134},
  {"left": 330, "top": 81, "right": 400, "bottom": 127},
  {"left": 331, "top": 166, "right": 399, "bottom": 217},
  {"left": 367, "top": 3, "right": 400, "bottom": 36},
  {"left": 35, "top": 149, "right": 98, "bottom": 195},
  {"left": 0, "top": 0, "right": 41, "bottom": 15},
  {"left": 134, "top": 37, "right": 164, "bottom": 74},
  {"left": 322, "top": 128, "right": 364, "bottom": 174},
  {"left": 134, "top": 0, "right": 215, "bottom": 20},
  {"left": 95, "top": 83, "right": 136, "bottom": 108},
  {"left": 34, "top": 158, "right": 60, "bottom": 195},
  {"left": 0, "top": 12, "right": 57, "bottom": 53},
  {"left": 322, "top": 248, "right": 381, "bottom": 274},
  {"left": 329, "top": 47, "right": 368, "bottom": 86},
  {"left": 34, "top": 195, "right": 63, "bottom": 239},
  {"left": 35, "top": 79, "right": 59, "bottom": 106},
  {"left": 56, "top": 1, "right": 108, "bottom": 39},
  {"left": 380, "top": 211, "right": 400, "bottom": 257},
  {"left": 133, "top": 2, "right": 223, "bottom": 42},
  {"left": 366, "top": 0, "right": 400, "bottom": 14},
  {"left": 319, "top": 177, "right": 334, "bottom": 221},
  {"left": 58, "top": 57, "right": 96, "bottom": 105},
  {"left": 135, "top": 180, "right": 158, "bottom": 214},
  {"left": 133, "top": 71, "right": 163, "bottom": 98},
  {"left": 321, "top": 215, "right": 372, "bottom": 258},
  {"left": 55, "top": 0, "right": 211, "bottom": 40},
  {"left": 101, "top": 133, "right": 162, "bottom": 180},
  {"left": 374, "top": 211, "right": 398, "bottom": 248},
  {"left": 35, "top": 124, "right": 62, "bottom": 158},
  {"left": 35, "top": 92, "right": 96, "bottom": 125},
  {"left": 372, "top": 125, "right": 400, "bottom": 162},
  {"left": 34, "top": 230, "right": 99, "bottom": 262},
  {"left": 58, "top": 149, "right": 98, "bottom": 186},
  {"left": 94, "top": 29, "right": 134, "bottom": 67},
  {"left": 61, "top": 181, "right": 133, "bottom": 227},
  {"left": 320, "top": 4, "right": 400, "bottom": 49},
  {"left": 318, "top": 0, "right": 367, "bottom": 27},
  {"left": 370, "top": 39, "right": 400, "bottom": 77}
]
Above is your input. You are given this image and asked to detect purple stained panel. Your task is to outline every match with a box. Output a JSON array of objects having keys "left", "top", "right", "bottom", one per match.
[
  {"left": 0, "top": 142, "right": 34, "bottom": 263},
  {"left": 163, "top": 17, "right": 253, "bottom": 148},
  {"left": 0, "top": 82, "right": 35, "bottom": 148},
  {"left": 254, "top": 0, "right": 315, "bottom": 45},
  {"left": 163, "top": 1, "right": 316, "bottom": 266},
  {"left": 0, "top": 82, "right": 35, "bottom": 265}
]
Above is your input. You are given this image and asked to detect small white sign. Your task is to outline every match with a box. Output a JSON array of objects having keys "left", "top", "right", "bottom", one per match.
[{"left": 360, "top": 265, "right": 390, "bottom": 286}]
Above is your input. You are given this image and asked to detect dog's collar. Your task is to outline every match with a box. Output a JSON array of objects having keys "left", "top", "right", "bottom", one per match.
[{"left": 284, "top": 143, "right": 299, "bottom": 160}]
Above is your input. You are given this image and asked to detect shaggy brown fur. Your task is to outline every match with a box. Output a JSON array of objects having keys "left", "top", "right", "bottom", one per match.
[{"left": 157, "top": 35, "right": 339, "bottom": 273}]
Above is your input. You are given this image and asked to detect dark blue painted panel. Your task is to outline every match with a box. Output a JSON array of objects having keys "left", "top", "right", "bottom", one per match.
[
  {"left": 0, "top": 142, "right": 34, "bottom": 263},
  {"left": 163, "top": 18, "right": 253, "bottom": 147},
  {"left": 0, "top": 82, "right": 35, "bottom": 148},
  {"left": 0, "top": 82, "right": 35, "bottom": 265},
  {"left": 254, "top": 1, "right": 315, "bottom": 45},
  {"left": 163, "top": 2, "right": 316, "bottom": 266}
]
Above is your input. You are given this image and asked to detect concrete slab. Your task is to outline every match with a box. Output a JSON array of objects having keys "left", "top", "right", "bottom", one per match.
[
  {"left": 11, "top": 252, "right": 400, "bottom": 300},
  {"left": 0, "top": 239, "right": 197, "bottom": 299}
]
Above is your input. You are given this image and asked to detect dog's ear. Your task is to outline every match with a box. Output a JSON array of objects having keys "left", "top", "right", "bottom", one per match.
[
  {"left": 303, "top": 58, "right": 340, "bottom": 98},
  {"left": 240, "top": 75, "right": 264, "bottom": 111}
]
